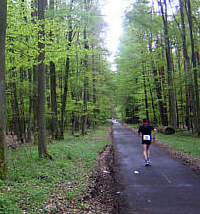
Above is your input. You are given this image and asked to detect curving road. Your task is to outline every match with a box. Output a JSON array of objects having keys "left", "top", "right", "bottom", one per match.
[{"left": 112, "top": 122, "right": 200, "bottom": 214}]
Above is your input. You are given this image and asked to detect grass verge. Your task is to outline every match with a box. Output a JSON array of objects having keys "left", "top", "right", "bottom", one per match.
[
  {"left": 0, "top": 125, "right": 110, "bottom": 213},
  {"left": 157, "top": 131, "right": 200, "bottom": 158}
]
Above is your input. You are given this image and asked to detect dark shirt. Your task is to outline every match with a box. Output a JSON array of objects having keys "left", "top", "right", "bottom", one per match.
[{"left": 138, "top": 124, "right": 154, "bottom": 140}]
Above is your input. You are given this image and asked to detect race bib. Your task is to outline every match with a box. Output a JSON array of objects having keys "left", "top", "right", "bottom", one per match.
[{"left": 143, "top": 135, "right": 151, "bottom": 141}]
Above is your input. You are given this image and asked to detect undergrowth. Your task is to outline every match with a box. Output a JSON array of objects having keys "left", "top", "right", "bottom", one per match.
[{"left": 0, "top": 125, "right": 110, "bottom": 213}]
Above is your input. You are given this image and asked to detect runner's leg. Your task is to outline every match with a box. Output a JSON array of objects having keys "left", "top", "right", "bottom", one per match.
[
  {"left": 146, "top": 144, "right": 151, "bottom": 162},
  {"left": 142, "top": 144, "right": 148, "bottom": 161}
]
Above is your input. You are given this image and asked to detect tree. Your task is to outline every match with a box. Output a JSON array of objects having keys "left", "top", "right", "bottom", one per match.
[
  {"left": 115, "top": 0, "right": 200, "bottom": 134},
  {"left": 3, "top": 0, "right": 114, "bottom": 149},
  {"left": 81, "top": 0, "right": 90, "bottom": 135},
  {"left": 184, "top": 0, "right": 200, "bottom": 135},
  {"left": 37, "top": 0, "right": 52, "bottom": 159},
  {"left": 158, "top": 0, "right": 177, "bottom": 129},
  {"left": 60, "top": 0, "right": 74, "bottom": 139},
  {"left": 179, "top": 0, "right": 193, "bottom": 130},
  {"left": 0, "top": 0, "right": 7, "bottom": 179},
  {"left": 49, "top": 0, "right": 59, "bottom": 140}
]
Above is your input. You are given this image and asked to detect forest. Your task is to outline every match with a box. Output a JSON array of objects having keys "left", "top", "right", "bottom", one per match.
[
  {"left": 0, "top": 0, "right": 115, "bottom": 180},
  {"left": 0, "top": 0, "right": 200, "bottom": 180},
  {"left": 115, "top": 0, "right": 200, "bottom": 134}
]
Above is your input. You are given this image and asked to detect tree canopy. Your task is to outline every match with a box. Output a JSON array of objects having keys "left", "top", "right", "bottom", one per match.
[{"left": 115, "top": 0, "right": 200, "bottom": 134}]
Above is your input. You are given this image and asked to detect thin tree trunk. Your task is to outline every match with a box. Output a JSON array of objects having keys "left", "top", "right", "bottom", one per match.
[
  {"left": 179, "top": 0, "right": 194, "bottom": 130},
  {"left": 10, "top": 81, "right": 22, "bottom": 143},
  {"left": 50, "top": 61, "right": 59, "bottom": 139},
  {"left": 147, "top": 73, "right": 157, "bottom": 125},
  {"left": 177, "top": 46, "right": 185, "bottom": 128},
  {"left": 149, "top": 35, "right": 166, "bottom": 125},
  {"left": 72, "top": 54, "right": 81, "bottom": 134},
  {"left": 159, "top": 0, "right": 177, "bottom": 128},
  {"left": 60, "top": 56, "right": 70, "bottom": 139},
  {"left": 31, "top": 0, "right": 38, "bottom": 137},
  {"left": 92, "top": 47, "right": 97, "bottom": 128},
  {"left": 27, "top": 68, "right": 33, "bottom": 142},
  {"left": 81, "top": 27, "right": 89, "bottom": 135},
  {"left": 0, "top": 0, "right": 7, "bottom": 180},
  {"left": 185, "top": 0, "right": 200, "bottom": 135},
  {"left": 81, "top": 0, "right": 90, "bottom": 135},
  {"left": 60, "top": 0, "right": 74, "bottom": 139},
  {"left": 32, "top": 65, "right": 38, "bottom": 136},
  {"left": 19, "top": 68, "right": 25, "bottom": 143},
  {"left": 48, "top": 0, "right": 59, "bottom": 139},
  {"left": 152, "top": 61, "right": 168, "bottom": 126},
  {"left": 142, "top": 63, "right": 149, "bottom": 122}
]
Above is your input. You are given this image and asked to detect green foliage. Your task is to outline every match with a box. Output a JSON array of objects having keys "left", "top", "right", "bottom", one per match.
[
  {"left": 0, "top": 196, "right": 20, "bottom": 214},
  {"left": 116, "top": 0, "right": 200, "bottom": 129},
  {"left": 157, "top": 132, "right": 200, "bottom": 157},
  {"left": 5, "top": 0, "right": 113, "bottom": 138}
]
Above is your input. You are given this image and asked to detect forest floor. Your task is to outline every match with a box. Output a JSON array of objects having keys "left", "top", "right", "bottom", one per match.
[
  {"left": 3, "top": 127, "right": 119, "bottom": 214},
  {"left": 42, "top": 144, "right": 118, "bottom": 214}
]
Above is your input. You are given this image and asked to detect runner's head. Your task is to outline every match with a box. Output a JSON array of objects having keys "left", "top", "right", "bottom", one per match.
[{"left": 143, "top": 118, "right": 149, "bottom": 125}]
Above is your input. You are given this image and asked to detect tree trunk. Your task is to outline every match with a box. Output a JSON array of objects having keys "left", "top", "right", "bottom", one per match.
[
  {"left": 32, "top": 65, "right": 38, "bottom": 137},
  {"left": 142, "top": 63, "right": 149, "bottom": 122},
  {"left": 179, "top": 0, "right": 194, "bottom": 130},
  {"left": 147, "top": 72, "right": 157, "bottom": 125},
  {"left": 81, "top": 28, "right": 89, "bottom": 135},
  {"left": 37, "top": 0, "right": 51, "bottom": 159},
  {"left": 27, "top": 68, "right": 33, "bottom": 142},
  {"left": 60, "top": 0, "right": 74, "bottom": 139},
  {"left": 0, "top": 0, "right": 7, "bottom": 180},
  {"left": 81, "top": 0, "right": 90, "bottom": 135},
  {"left": 91, "top": 46, "right": 98, "bottom": 128},
  {"left": 31, "top": 0, "right": 38, "bottom": 136},
  {"left": 72, "top": 54, "right": 81, "bottom": 134},
  {"left": 10, "top": 81, "right": 22, "bottom": 143},
  {"left": 176, "top": 46, "right": 185, "bottom": 128},
  {"left": 47, "top": 0, "right": 59, "bottom": 139},
  {"left": 159, "top": 0, "right": 177, "bottom": 128},
  {"left": 149, "top": 36, "right": 168, "bottom": 126},
  {"left": 50, "top": 61, "right": 59, "bottom": 139},
  {"left": 185, "top": 0, "right": 200, "bottom": 135},
  {"left": 19, "top": 68, "right": 25, "bottom": 143}
]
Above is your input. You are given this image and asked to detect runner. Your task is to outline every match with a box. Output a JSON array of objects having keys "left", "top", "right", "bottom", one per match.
[{"left": 138, "top": 118, "right": 156, "bottom": 166}]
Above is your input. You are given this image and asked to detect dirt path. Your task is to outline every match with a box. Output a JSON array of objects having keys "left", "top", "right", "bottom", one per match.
[{"left": 112, "top": 123, "right": 200, "bottom": 214}]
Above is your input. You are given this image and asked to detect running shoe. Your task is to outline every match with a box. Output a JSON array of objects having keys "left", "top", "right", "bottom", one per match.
[{"left": 145, "top": 160, "right": 151, "bottom": 166}]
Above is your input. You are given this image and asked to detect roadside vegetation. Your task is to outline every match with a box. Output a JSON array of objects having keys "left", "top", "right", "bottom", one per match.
[
  {"left": 157, "top": 131, "right": 200, "bottom": 158},
  {"left": 0, "top": 125, "right": 110, "bottom": 213}
]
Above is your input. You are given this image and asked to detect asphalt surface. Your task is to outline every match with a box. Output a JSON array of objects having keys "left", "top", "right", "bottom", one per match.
[{"left": 112, "top": 122, "right": 200, "bottom": 214}]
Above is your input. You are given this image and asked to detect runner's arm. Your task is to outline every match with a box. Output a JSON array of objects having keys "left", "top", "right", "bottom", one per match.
[
  {"left": 152, "top": 128, "right": 157, "bottom": 143},
  {"left": 138, "top": 126, "right": 142, "bottom": 136}
]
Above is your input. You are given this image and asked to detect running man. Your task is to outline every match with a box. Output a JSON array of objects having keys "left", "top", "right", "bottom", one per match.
[{"left": 138, "top": 118, "right": 156, "bottom": 166}]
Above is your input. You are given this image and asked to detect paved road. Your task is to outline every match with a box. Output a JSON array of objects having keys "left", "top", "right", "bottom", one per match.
[{"left": 112, "top": 123, "right": 200, "bottom": 214}]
